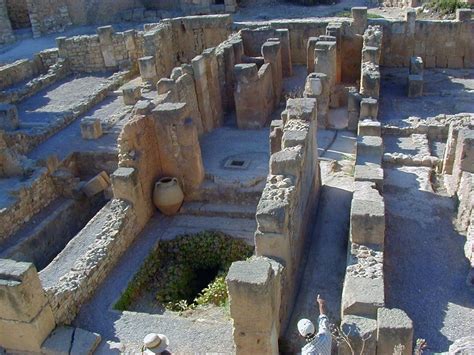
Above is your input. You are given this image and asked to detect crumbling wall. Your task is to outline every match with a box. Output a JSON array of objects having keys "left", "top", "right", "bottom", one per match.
[
  {"left": 0, "top": 59, "right": 43, "bottom": 91},
  {"left": 5, "top": 0, "right": 30, "bottom": 29},
  {"left": 372, "top": 9, "right": 474, "bottom": 68}
]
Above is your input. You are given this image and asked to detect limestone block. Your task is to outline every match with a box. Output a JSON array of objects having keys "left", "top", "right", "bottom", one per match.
[
  {"left": 354, "top": 164, "right": 384, "bottom": 192},
  {"left": 360, "top": 98, "right": 378, "bottom": 119},
  {"left": 314, "top": 41, "right": 337, "bottom": 87},
  {"left": 408, "top": 75, "right": 423, "bottom": 97},
  {"left": 271, "top": 146, "right": 303, "bottom": 176},
  {"left": 409, "top": 56, "right": 423, "bottom": 75},
  {"left": 80, "top": 118, "right": 102, "bottom": 140},
  {"left": 358, "top": 119, "right": 381, "bottom": 137},
  {"left": 97, "top": 26, "right": 117, "bottom": 68},
  {"left": 0, "top": 304, "right": 55, "bottom": 353},
  {"left": 362, "top": 46, "right": 380, "bottom": 65},
  {"left": 347, "top": 88, "right": 362, "bottom": 131},
  {"left": 341, "top": 274, "right": 385, "bottom": 319},
  {"left": 377, "top": 308, "right": 413, "bottom": 355},
  {"left": 454, "top": 129, "right": 474, "bottom": 174},
  {"left": 442, "top": 123, "right": 459, "bottom": 174},
  {"left": 0, "top": 259, "right": 48, "bottom": 322},
  {"left": 338, "top": 315, "right": 377, "bottom": 355},
  {"left": 304, "top": 73, "right": 329, "bottom": 129},
  {"left": 138, "top": 56, "right": 157, "bottom": 83},
  {"left": 351, "top": 7, "right": 368, "bottom": 34},
  {"left": 270, "top": 119, "right": 283, "bottom": 154},
  {"left": 350, "top": 196, "right": 385, "bottom": 245},
  {"left": 82, "top": 171, "right": 110, "bottom": 197},
  {"left": 262, "top": 40, "right": 282, "bottom": 108},
  {"left": 0, "top": 104, "right": 19, "bottom": 130},
  {"left": 70, "top": 327, "right": 101, "bottom": 355},
  {"left": 360, "top": 63, "right": 380, "bottom": 98},
  {"left": 226, "top": 257, "right": 283, "bottom": 355},
  {"left": 122, "top": 84, "right": 141, "bottom": 105},
  {"left": 356, "top": 136, "right": 383, "bottom": 164},
  {"left": 111, "top": 167, "right": 139, "bottom": 205}
]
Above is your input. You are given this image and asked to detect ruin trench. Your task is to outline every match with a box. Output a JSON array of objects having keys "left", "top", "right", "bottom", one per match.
[{"left": 383, "top": 165, "right": 474, "bottom": 352}]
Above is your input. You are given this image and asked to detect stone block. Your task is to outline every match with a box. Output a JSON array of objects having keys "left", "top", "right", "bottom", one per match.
[
  {"left": 138, "top": 56, "right": 157, "bottom": 83},
  {"left": 80, "top": 118, "right": 102, "bottom": 140},
  {"left": 0, "top": 104, "right": 19, "bottom": 130},
  {"left": 122, "top": 84, "right": 141, "bottom": 105},
  {"left": 226, "top": 257, "right": 283, "bottom": 355},
  {"left": 350, "top": 197, "right": 385, "bottom": 245},
  {"left": 360, "top": 98, "right": 378, "bottom": 119},
  {"left": 352, "top": 7, "right": 368, "bottom": 34},
  {"left": 82, "top": 171, "right": 110, "bottom": 197},
  {"left": 357, "top": 136, "right": 383, "bottom": 164},
  {"left": 111, "top": 167, "right": 139, "bottom": 204},
  {"left": 70, "top": 327, "right": 101, "bottom": 355},
  {"left": 41, "top": 326, "right": 74, "bottom": 355},
  {"left": 0, "top": 305, "right": 55, "bottom": 353},
  {"left": 377, "top": 308, "right": 413, "bottom": 355},
  {"left": 358, "top": 119, "right": 381, "bottom": 137},
  {"left": 455, "top": 129, "right": 474, "bottom": 173},
  {"left": 307, "top": 37, "right": 319, "bottom": 73},
  {"left": 339, "top": 315, "right": 377, "bottom": 355},
  {"left": 341, "top": 274, "right": 385, "bottom": 319},
  {"left": 270, "top": 146, "right": 303, "bottom": 176},
  {"left": 0, "top": 259, "right": 47, "bottom": 322},
  {"left": 362, "top": 46, "right": 380, "bottom": 65},
  {"left": 354, "top": 164, "right": 384, "bottom": 192},
  {"left": 409, "top": 56, "right": 423, "bottom": 75},
  {"left": 360, "top": 63, "right": 380, "bottom": 98},
  {"left": 408, "top": 75, "right": 423, "bottom": 98}
]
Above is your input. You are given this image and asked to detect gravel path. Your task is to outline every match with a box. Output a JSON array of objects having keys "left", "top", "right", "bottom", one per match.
[{"left": 384, "top": 166, "right": 474, "bottom": 352}]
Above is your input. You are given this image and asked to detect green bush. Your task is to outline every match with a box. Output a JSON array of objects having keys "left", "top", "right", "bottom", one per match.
[
  {"left": 115, "top": 231, "right": 253, "bottom": 312},
  {"left": 427, "top": 0, "right": 471, "bottom": 14}
]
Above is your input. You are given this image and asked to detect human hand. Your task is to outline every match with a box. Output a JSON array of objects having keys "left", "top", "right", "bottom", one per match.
[{"left": 316, "top": 294, "right": 325, "bottom": 305}]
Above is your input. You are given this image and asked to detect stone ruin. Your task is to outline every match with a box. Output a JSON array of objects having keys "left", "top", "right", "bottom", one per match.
[{"left": 0, "top": 4, "right": 473, "bottom": 354}]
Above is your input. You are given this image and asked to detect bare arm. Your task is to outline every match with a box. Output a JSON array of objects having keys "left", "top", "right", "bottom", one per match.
[{"left": 316, "top": 294, "right": 327, "bottom": 316}]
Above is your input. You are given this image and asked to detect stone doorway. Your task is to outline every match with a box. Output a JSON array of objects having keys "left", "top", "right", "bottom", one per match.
[{"left": 5, "top": 0, "right": 31, "bottom": 30}]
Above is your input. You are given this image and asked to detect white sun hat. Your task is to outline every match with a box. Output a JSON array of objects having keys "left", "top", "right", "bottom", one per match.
[
  {"left": 297, "top": 318, "right": 315, "bottom": 337},
  {"left": 143, "top": 333, "right": 170, "bottom": 354}
]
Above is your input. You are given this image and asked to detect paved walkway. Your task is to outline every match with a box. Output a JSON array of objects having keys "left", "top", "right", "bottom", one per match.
[{"left": 384, "top": 166, "right": 474, "bottom": 352}]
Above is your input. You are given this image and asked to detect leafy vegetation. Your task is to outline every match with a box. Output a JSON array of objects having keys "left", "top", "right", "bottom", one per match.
[
  {"left": 426, "top": 0, "right": 471, "bottom": 14},
  {"left": 114, "top": 231, "right": 253, "bottom": 312}
]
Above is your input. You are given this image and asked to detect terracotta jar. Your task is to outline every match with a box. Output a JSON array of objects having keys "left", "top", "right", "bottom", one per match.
[{"left": 153, "top": 177, "right": 184, "bottom": 216}]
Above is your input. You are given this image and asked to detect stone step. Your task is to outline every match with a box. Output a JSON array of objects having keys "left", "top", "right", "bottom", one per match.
[
  {"left": 187, "top": 179, "right": 265, "bottom": 205},
  {"left": 41, "top": 326, "right": 101, "bottom": 355},
  {"left": 180, "top": 202, "right": 256, "bottom": 219}
]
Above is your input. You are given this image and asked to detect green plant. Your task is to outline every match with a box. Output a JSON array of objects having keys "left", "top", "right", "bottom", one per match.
[
  {"left": 426, "top": 0, "right": 471, "bottom": 14},
  {"left": 114, "top": 231, "right": 253, "bottom": 312}
]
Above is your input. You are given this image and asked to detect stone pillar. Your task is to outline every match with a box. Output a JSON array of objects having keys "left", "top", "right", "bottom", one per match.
[
  {"left": 262, "top": 40, "right": 283, "bottom": 108},
  {"left": 307, "top": 37, "right": 319, "bottom": 74},
  {"left": 376, "top": 308, "right": 413, "bottom": 355},
  {"left": 452, "top": 129, "right": 474, "bottom": 187},
  {"left": 360, "top": 97, "right": 379, "bottom": 120},
  {"left": 347, "top": 87, "right": 362, "bottom": 131},
  {"left": 360, "top": 63, "right": 381, "bottom": 98},
  {"left": 314, "top": 41, "right": 337, "bottom": 89},
  {"left": 304, "top": 72, "right": 329, "bottom": 129},
  {"left": 270, "top": 119, "right": 284, "bottom": 154},
  {"left": 275, "top": 29, "right": 292, "bottom": 77},
  {"left": 226, "top": 257, "right": 283, "bottom": 355},
  {"left": 138, "top": 56, "right": 158, "bottom": 85},
  {"left": 442, "top": 123, "right": 459, "bottom": 174},
  {"left": 0, "top": 259, "right": 56, "bottom": 353},
  {"left": 152, "top": 102, "right": 204, "bottom": 194},
  {"left": 97, "top": 26, "right": 117, "bottom": 68},
  {"left": 326, "top": 23, "right": 342, "bottom": 83},
  {"left": 352, "top": 7, "right": 368, "bottom": 35}
]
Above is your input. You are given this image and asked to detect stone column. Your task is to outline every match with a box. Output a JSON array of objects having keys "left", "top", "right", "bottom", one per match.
[
  {"left": 304, "top": 73, "right": 329, "bottom": 129},
  {"left": 226, "top": 257, "right": 283, "bottom": 355},
  {"left": 97, "top": 26, "right": 117, "bottom": 68},
  {"left": 275, "top": 29, "right": 292, "bottom": 77},
  {"left": 138, "top": 56, "right": 158, "bottom": 85},
  {"left": 326, "top": 23, "right": 342, "bottom": 83},
  {"left": 306, "top": 37, "right": 318, "bottom": 74},
  {"left": 262, "top": 40, "right": 283, "bottom": 108},
  {"left": 352, "top": 7, "right": 368, "bottom": 35},
  {"left": 347, "top": 87, "right": 362, "bottom": 131},
  {"left": 0, "top": 259, "right": 56, "bottom": 353},
  {"left": 314, "top": 41, "right": 337, "bottom": 87}
]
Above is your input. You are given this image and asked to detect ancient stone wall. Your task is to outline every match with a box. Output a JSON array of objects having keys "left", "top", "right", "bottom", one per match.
[
  {"left": 25, "top": 0, "right": 72, "bottom": 38},
  {"left": 255, "top": 97, "right": 321, "bottom": 334},
  {"left": 0, "top": 168, "right": 59, "bottom": 242},
  {"left": 0, "top": 0, "right": 15, "bottom": 45},
  {"left": 5, "top": 0, "right": 30, "bottom": 30},
  {"left": 40, "top": 199, "right": 138, "bottom": 324},
  {"left": 371, "top": 9, "right": 474, "bottom": 68},
  {"left": 0, "top": 59, "right": 42, "bottom": 90}
]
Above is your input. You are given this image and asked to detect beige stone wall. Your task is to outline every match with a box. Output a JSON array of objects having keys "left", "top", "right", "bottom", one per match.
[
  {"left": 25, "top": 0, "right": 72, "bottom": 38},
  {"left": 0, "top": 168, "right": 59, "bottom": 243},
  {"left": 40, "top": 199, "right": 139, "bottom": 324},
  {"left": 255, "top": 97, "right": 321, "bottom": 333},
  {"left": 0, "top": 59, "right": 42, "bottom": 90},
  {"left": 5, "top": 0, "right": 30, "bottom": 29},
  {"left": 371, "top": 11, "right": 474, "bottom": 68}
]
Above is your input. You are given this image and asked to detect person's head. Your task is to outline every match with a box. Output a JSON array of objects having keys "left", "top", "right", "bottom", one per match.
[
  {"left": 297, "top": 318, "right": 315, "bottom": 340},
  {"left": 143, "top": 333, "right": 169, "bottom": 354}
]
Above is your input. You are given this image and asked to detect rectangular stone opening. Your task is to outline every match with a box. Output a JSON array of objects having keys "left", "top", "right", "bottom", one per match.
[{"left": 224, "top": 158, "right": 251, "bottom": 170}]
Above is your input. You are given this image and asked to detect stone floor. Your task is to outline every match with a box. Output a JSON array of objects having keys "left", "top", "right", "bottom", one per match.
[{"left": 379, "top": 68, "right": 474, "bottom": 122}]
